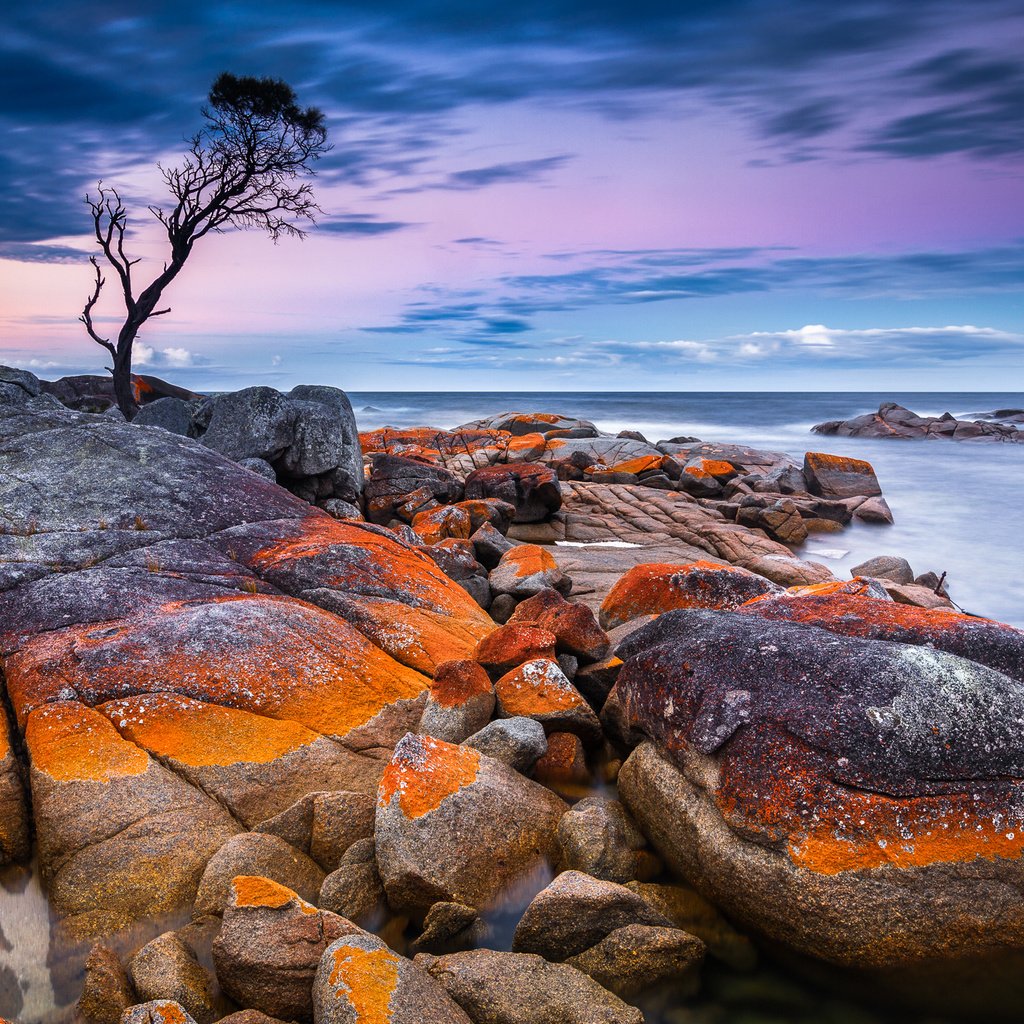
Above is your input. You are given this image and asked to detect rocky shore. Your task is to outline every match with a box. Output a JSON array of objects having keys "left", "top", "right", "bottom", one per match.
[
  {"left": 2, "top": 366, "right": 1023, "bottom": 1024},
  {"left": 813, "top": 402, "right": 1024, "bottom": 442}
]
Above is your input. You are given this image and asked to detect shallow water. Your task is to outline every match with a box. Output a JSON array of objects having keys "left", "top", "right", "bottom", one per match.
[{"left": 351, "top": 390, "right": 1024, "bottom": 627}]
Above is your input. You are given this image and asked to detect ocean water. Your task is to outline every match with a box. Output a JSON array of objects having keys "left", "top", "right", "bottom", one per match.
[{"left": 351, "top": 391, "right": 1024, "bottom": 628}]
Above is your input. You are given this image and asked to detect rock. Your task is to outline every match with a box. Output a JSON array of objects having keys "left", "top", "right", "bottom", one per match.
[
  {"left": 128, "top": 932, "right": 216, "bottom": 1024},
  {"left": 408, "top": 901, "right": 490, "bottom": 955},
  {"left": 599, "top": 561, "right": 782, "bottom": 630},
  {"left": 854, "top": 495, "right": 894, "bottom": 523},
  {"left": 217, "top": 1014, "right": 289, "bottom": 1024},
  {"left": 420, "top": 660, "right": 496, "bottom": 743},
  {"left": 319, "top": 836, "right": 387, "bottom": 927},
  {"left": 0, "top": 364, "right": 43, "bottom": 398},
  {"left": 78, "top": 943, "right": 137, "bottom": 1024},
  {"left": 463, "top": 717, "right": 548, "bottom": 773},
  {"left": 532, "top": 731, "right": 591, "bottom": 790},
  {"left": 489, "top": 545, "right": 571, "bottom": 598},
  {"left": 464, "top": 464, "right": 562, "bottom": 523},
  {"left": 625, "top": 881, "right": 757, "bottom": 970},
  {"left": 133, "top": 397, "right": 193, "bottom": 436},
  {"left": 374, "top": 733, "right": 567, "bottom": 916},
  {"left": 494, "top": 660, "right": 602, "bottom": 745},
  {"left": 413, "top": 505, "right": 473, "bottom": 545},
  {"left": 475, "top": 624, "right": 558, "bottom": 678},
  {"left": 507, "top": 589, "right": 609, "bottom": 663},
  {"left": 314, "top": 932, "right": 473, "bottom": 1023},
  {"left": 565, "top": 923, "right": 705, "bottom": 998},
  {"left": 488, "top": 593, "right": 518, "bottom": 624},
  {"left": 454, "top": 498, "right": 517, "bottom": 534},
  {"left": 239, "top": 457, "right": 278, "bottom": 482},
  {"left": 0, "top": 713, "right": 29, "bottom": 865},
  {"left": 738, "top": 553, "right": 835, "bottom": 587},
  {"left": 321, "top": 498, "right": 362, "bottom": 520},
  {"left": 212, "top": 876, "right": 361, "bottom": 1020},
  {"left": 573, "top": 657, "right": 623, "bottom": 712},
  {"left": 803, "top": 452, "right": 882, "bottom": 498},
  {"left": 882, "top": 580, "right": 956, "bottom": 610},
  {"left": 310, "top": 791, "right": 378, "bottom": 871},
  {"left": 120, "top": 1002, "right": 199, "bottom": 1024},
  {"left": 850, "top": 555, "right": 914, "bottom": 585},
  {"left": 193, "top": 832, "right": 325, "bottom": 916},
  {"left": 470, "top": 522, "right": 516, "bottom": 569},
  {"left": 418, "top": 949, "right": 644, "bottom": 1024},
  {"left": 557, "top": 797, "right": 660, "bottom": 883},
  {"left": 365, "top": 454, "right": 463, "bottom": 524},
  {"left": 812, "top": 404, "right": 1024, "bottom": 444},
  {"left": 614, "top": 607, "right": 1024, "bottom": 1001},
  {"left": 459, "top": 412, "right": 599, "bottom": 438},
  {"left": 512, "top": 870, "right": 672, "bottom": 961}
]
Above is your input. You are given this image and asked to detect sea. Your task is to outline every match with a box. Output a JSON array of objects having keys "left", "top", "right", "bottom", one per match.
[{"left": 350, "top": 391, "right": 1024, "bottom": 628}]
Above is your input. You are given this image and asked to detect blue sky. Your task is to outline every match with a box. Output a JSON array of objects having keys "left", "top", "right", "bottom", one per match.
[{"left": 1, "top": 0, "right": 1022, "bottom": 390}]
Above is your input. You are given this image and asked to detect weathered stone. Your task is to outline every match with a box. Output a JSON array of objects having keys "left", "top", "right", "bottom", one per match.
[
  {"left": 854, "top": 495, "right": 894, "bottom": 523},
  {"left": 464, "top": 464, "right": 562, "bottom": 523},
  {"left": 494, "top": 660, "right": 602, "bottom": 745},
  {"left": 408, "top": 901, "right": 490, "bottom": 955},
  {"left": 470, "top": 522, "right": 516, "bottom": 569},
  {"left": 420, "top": 660, "right": 496, "bottom": 744},
  {"left": 850, "top": 555, "right": 915, "bottom": 585},
  {"left": 513, "top": 870, "right": 672, "bottom": 961},
  {"left": 133, "top": 397, "right": 193, "bottom": 436},
  {"left": 365, "top": 454, "right": 463, "bottom": 524},
  {"left": 129, "top": 932, "right": 216, "bottom": 1024},
  {"left": 0, "top": 712, "right": 29, "bottom": 865},
  {"left": 319, "top": 837, "right": 387, "bottom": 927},
  {"left": 475, "top": 624, "right": 558, "bottom": 678},
  {"left": 803, "top": 451, "right": 882, "bottom": 498},
  {"left": 565, "top": 923, "right": 705, "bottom": 998},
  {"left": 212, "top": 876, "right": 361, "bottom": 1020},
  {"left": 314, "top": 932, "right": 472, "bottom": 1023},
  {"left": 813, "top": 403, "right": 1024, "bottom": 444},
  {"left": 508, "top": 589, "right": 609, "bottom": 663},
  {"left": 417, "top": 949, "right": 644, "bottom": 1024},
  {"left": 531, "top": 731, "right": 590, "bottom": 790},
  {"left": 557, "top": 797, "right": 660, "bottom": 884},
  {"left": 120, "top": 1002, "right": 199, "bottom": 1024},
  {"left": 310, "top": 791, "right": 377, "bottom": 871},
  {"left": 463, "top": 717, "right": 548, "bottom": 773},
  {"left": 412, "top": 505, "right": 473, "bottom": 545},
  {"left": 78, "top": 943, "right": 136, "bottom": 1024},
  {"left": 194, "top": 832, "right": 325, "bottom": 916},
  {"left": 375, "top": 733, "right": 567, "bottom": 916}
]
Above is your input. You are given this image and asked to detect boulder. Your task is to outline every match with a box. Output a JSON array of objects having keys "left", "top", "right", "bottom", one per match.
[
  {"left": 212, "top": 876, "right": 360, "bottom": 1020},
  {"left": 78, "top": 943, "right": 137, "bottom": 1024},
  {"left": 615, "top": 607, "right": 1024, "bottom": 1007},
  {"left": 128, "top": 932, "right": 216, "bottom": 1024},
  {"left": 512, "top": 870, "right": 672, "bottom": 961},
  {"left": 0, "top": 714, "right": 29, "bottom": 864},
  {"left": 475, "top": 624, "right": 558, "bottom": 678},
  {"left": 417, "top": 949, "right": 644, "bottom": 1024},
  {"left": 120, "top": 1002, "right": 199, "bottom": 1024},
  {"left": 494, "top": 660, "right": 602, "bottom": 745},
  {"left": 454, "top": 498, "right": 516, "bottom": 534},
  {"left": 133, "top": 397, "right": 193, "bottom": 436},
  {"left": 531, "top": 731, "right": 590, "bottom": 790},
  {"left": 408, "top": 901, "right": 490, "bottom": 955},
  {"left": 488, "top": 545, "right": 571, "bottom": 598},
  {"left": 412, "top": 506, "right": 473, "bottom": 545},
  {"left": 803, "top": 451, "right": 882, "bottom": 498},
  {"left": 463, "top": 464, "right": 562, "bottom": 523},
  {"left": 470, "top": 522, "right": 516, "bottom": 569},
  {"left": 463, "top": 717, "right": 548, "bottom": 774},
  {"left": 458, "top": 412, "right": 599, "bottom": 438},
  {"left": 374, "top": 733, "right": 567, "bottom": 916},
  {"left": 564, "top": 923, "right": 705, "bottom": 998},
  {"left": 507, "top": 590, "right": 609, "bottom": 663},
  {"left": 319, "top": 836, "right": 387, "bottom": 927},
  {"left": 365, "top": 454, "right": 463, "bottom": 524},
  {"left": 193, "top": 832, "right": 325, "bottom": 916},
  {"left": 314, "top": 932, "right": 473, "bottom": 1023},
  {"left": 556, "top": 797, "right": 660, "bottom": 884},
  {"left": 850, "top": 554, "right": 915, "bottom": 585},
  {"left": 419, "top": 660, "right": 496, "bottom": 744},
  {"left": 309, "top": 791, "right": 378, "bottom": 871},
  {"left": 599, "top": 561, "right": 781, "bottom": 630}
]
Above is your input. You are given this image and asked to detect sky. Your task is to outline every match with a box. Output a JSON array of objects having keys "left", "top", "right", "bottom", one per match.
[{"left": 1, "top": 0, "right": 1023, "bottom": 392}]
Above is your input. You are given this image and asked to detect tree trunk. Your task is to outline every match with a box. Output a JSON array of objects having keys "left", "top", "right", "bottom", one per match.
[{"left": 112, "top": 336, "right": 139, "bottom": 419}]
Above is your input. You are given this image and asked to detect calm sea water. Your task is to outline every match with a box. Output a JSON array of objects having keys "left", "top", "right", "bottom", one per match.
[{"left": 350, "top": 391, "right": 1024, "bottom": 628}]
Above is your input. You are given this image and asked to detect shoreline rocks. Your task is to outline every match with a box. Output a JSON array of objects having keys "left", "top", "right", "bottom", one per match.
[{"left": 813, "top": 402, "right": 1024, "bottom": 442}]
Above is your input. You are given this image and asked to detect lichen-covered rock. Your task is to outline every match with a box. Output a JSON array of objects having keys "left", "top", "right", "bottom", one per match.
[
  {"left": 120, "top": 1002, "right": 199, "bottom": 1024},
  {"left": 319, "top": 836, "right": 387, "bottom": 927},
  {"left": 507, "top": 590, "right": 609, "bottom": 663},
  {"left": 417, "top": 949, "right": 644, "bottom": 1024},
  {"left": 212, "top": 876, "right": 361, "bottom": 1020},
  {"left": 459, "top": 412, "right": 599, "bottom": 439},
  {"left": 488, "top": 545, "right": 571, "bottom": 598},
  {"left": 531, "top": 731, "right": 590, "bottom": 790},
  {"left": 193, "top": 832, "right": 325, "bottom": 916},
  {"left": 463, "top": 464, "right": 562, "bottom": 523},
  {"left": 556, "top": 797, "right": 660, "bottom": 884},
  {"left": 599, "top": 560, "right": 781, "bottom": 630},
  {"left": 475, "top": 624, "right": 558, "bottom": 678},
  {"left": 470, "top": 522, "right": 516, "bottom": 569},
  {"left": 412, "top": 505, "right": 473, "bottom": 545},
  {"left": 128, "top": 932, "right": 216, "bottom": 1024},
  {"left": 364, "top": 454, "right": 464, "bottom": 524},
  {"left": 0, "top": 711, "right": 29, "bottom": 864},
  {"left": 564, "top": 923, "right": 705, "bottom": 998},
  {"left": 615, "top": 607, "right": 1024, "bottom": 1003},
  {"left": 512, "top": 870, "right": 672, "bottom": 961},
  {"left": 463, "top": 718, "right": 548, "bottom": 774},
  {"left": 803, "top": 451, "right": 881, "bottom": 499},
  {"left": 494, "top": 660, "right": 601, "bottom": 745},
  {"left": 419, "top": 660, "right": 496, "bottom": 744},
  {"left": 374, "top": 733, "right": 567, "bottom": 916},
  {"left": 314, "top": 932, "right": 473, "bottom": 1023}
]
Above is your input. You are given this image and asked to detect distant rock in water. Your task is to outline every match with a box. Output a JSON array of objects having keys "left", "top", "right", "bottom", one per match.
[
  {"left": 812, "top": 403, "right": 1024, "bottom": 442},
  {"left": 362, "top": 405, "right": 384, "bottom": 413}
]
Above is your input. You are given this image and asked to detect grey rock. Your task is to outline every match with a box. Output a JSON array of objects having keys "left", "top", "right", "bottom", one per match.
[
  {"left": 120, "top": 1002, "right": 199, "bottom": 1024},
  {"left": 408, "top": 901, "right": 490, "bottom": 955},
  {"left": 319, "top": 836, "right": 387, "bottom": 927},
  {"left": 463, "top": 717, "right": 548, "bottom": 773},
  {"left": 129, "top": 932, "right": 216, "bottom": 1024},
  {"left": 850, "top": 554, "right": 914, "bottom": 585},
  {"left": 239, "top": 457, "right": 278, "bottom": 482},
  {"left": 470, "top": 522, "right": 515, "bottom": 569},
  {"left": 133, "top": 397, "right": 193, "bottom": 436},
  {"left": 556, "top": 797, "right": 660, "bottom": 884}
]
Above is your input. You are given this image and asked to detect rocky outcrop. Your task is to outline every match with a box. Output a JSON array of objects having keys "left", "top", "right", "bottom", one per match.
[
  {"left": 813, "top": 403, "right": 1024, "bottom": 442},
  {"left": 615, "top": 606, "right": 1024, "bottom": 1007}
]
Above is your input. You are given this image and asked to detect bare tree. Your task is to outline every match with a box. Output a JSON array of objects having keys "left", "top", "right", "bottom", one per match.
[{"left": 81, "top": 73, "right": 330, "bottom": 416}]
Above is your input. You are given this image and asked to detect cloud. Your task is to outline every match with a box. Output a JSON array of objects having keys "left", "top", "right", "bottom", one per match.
[
  {"left": 0, "top": 241, "right": 89, "bottom": 264},
  {"left": 133, "top": 343, "right": 205, "bottom": 368},
  {"left": 318, "top": 214, "right": 415, "bottom": 235},
  {"left": 387, "top": 155, "right": 572, "bottom": 195}
]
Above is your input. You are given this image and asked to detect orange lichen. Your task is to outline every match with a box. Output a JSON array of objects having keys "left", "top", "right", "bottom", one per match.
[
  {"left": 5, "top": 594, "right": 431, "bottom": 740},
  {"left": 505, "top": 432, "right": 547, "bottom": 457},
  {"left": 378, "top": 734, "right": 480, "bottom": 819},
  {"left": 328, "top": 944, "right": 400, "bottom": 1023},
  {"left": 495, "top": 659, "right": 584, "bottom": 715},
  {"left": 25, "top": 701, "right": 149, "bottom": 783},
  {"left": 411, "top": 505, "right": 472, "bottom": 545},
  {"left": 500, "top": 544, "right": 558, "bottom": 579},
  {"left": 230, "top": 875, "right": 317, "bottom": 913},
  {"left": 97, "top": 692, "right": 320, "bottom": 767},
  {"left": 430, "top": 661, "right": 493, "bottom": 708},
  {"left": 359, "top": 427, "right": 510, "bottom": 459},
  {"left": 804, "top": 451, "right": 876, "bottom": 474},
  {"left": 686, "top": 458, "right": 736, "bottom": 478},
  {"left": 533, "top": 731, "right": 589, "bottom": 787},
  {"left": 147, "top": 1003, "right": 189, "bottom": 1024},
  {"left": 475, "top": 625, "right": 558, "bottom": 674},
  {"left": 588, "top": 455, "right": 664, "bottom": 476},
  {"left": 600, "top": 561, "right": 772, "bottom": 629}
]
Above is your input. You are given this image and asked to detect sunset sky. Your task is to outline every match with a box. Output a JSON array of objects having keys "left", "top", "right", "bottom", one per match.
[{"left": 1, "top": 0, "right": 1022, "bottom": 391}]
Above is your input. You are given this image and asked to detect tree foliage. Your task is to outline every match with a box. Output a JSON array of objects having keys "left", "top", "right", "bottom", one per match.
[{"left": 81, "top": 73, "right": 330, "bottom": 415}]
